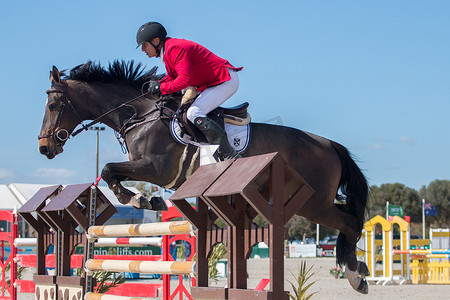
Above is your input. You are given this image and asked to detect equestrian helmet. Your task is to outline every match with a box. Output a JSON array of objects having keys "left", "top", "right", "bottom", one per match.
[{"left": 136, "top": 22, "right": 167, "bottom": 48}]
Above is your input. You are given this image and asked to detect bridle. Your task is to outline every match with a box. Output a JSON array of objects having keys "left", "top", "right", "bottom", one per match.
[
  {"left": 38, "top": 80, "right": 178, "bottom": 149},
  {"left": 38, "top": 80, "right": 83, "bottom": 145}
]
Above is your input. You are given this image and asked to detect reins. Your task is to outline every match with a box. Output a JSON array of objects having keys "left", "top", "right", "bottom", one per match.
[
  {"left": 71, "top": 85, "right": 153, "bottom": 138},
  {"left": 39, "top": 80, "right": 178, "bottom": 148}
]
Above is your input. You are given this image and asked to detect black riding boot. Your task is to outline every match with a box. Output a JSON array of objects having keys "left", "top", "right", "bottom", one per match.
[{"left": 194, "top": 117, "right": 241, "bottom": 160}]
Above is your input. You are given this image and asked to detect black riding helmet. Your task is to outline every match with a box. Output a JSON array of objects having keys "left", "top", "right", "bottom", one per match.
[{"left": 136, "top": 22, "right": 167, "bottom": 56}]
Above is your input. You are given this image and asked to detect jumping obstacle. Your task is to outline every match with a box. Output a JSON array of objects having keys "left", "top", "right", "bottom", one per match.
[
  {"left": 84, "top": 230, "right": 195, "bottom": 299},
  {"left": 14, "top": 253, "right": 163, "bottom": 296},
  {"left": 17, "top": 184, "right": 196, "bottom": 300},
  {"left": 393, "top": 249, "right": 450, "bottom": 284},
  {"left": 17, "top": 152, "right": 313, "bottom": 300},
  {"left": 360, "top": 215, "right": 410, "bottom": 284},
  {"left": 86, "top": 152, "right": 313, "bottom": 300},
  {"left": 0, "top": 210, "right": 17, "bottom": 300},
  {"left": 409, "top": 259, "right": 450, "bottom": 284},
  {"left": 84, "top": 210, "right": 196, "bottom": 300},
  {"left": 8, "top": 234, "right": 163, "bottom": 296},
  {"left": 170, "top": 152, "right": 314, "bottom": 299},
  {"left": 358, "top": 214, "right": 450, "bottom": 285},
  {"left": 430, "top": 228, "right": 450, "bottom": 249},
  {"left": 18, "top": 183, "right": 116, "bottom": 300}
]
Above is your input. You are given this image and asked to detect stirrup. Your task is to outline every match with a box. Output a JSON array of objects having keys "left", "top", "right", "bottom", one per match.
[
  {"left": 217, "top": 145, "right": 241, "bottom": 161},
  {"left": 221, "top": 151, "right": 241, "bottom": 161}
]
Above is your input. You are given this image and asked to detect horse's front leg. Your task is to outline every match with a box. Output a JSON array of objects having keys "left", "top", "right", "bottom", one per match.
[{"left": 101, "top": 158, "right": 168, "bottom": 211}]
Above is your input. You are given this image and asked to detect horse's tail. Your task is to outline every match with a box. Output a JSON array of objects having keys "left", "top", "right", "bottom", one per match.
[{"left": 330, "top": 141, "right": 369, "bottom": 266}]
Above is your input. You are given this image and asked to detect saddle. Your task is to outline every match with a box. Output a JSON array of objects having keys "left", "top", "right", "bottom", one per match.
[{"left": 175, "top": 87, "right": 251, "bottom": 143}]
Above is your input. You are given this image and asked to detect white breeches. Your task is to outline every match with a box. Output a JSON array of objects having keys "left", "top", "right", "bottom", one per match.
[{"left": 186, "top": 69, "right": 239, "bottom": 123}]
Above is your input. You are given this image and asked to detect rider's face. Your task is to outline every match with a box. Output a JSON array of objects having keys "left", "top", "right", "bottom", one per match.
[{"left": 141, "top": 38, "right": 160, "bottom": 58}]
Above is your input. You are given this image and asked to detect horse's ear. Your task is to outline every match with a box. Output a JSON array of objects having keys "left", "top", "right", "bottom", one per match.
[{"left": 50, "top": 66, "right": 61, "bottom": 82}]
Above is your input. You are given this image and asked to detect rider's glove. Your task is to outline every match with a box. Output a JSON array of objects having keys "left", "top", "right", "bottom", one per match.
[{"left": 147, "top": 81, "right": 161, "bottom": 96}]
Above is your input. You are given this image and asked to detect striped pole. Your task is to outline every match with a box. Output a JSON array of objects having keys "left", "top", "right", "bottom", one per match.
[
  {"left": 85, "top": 293, "right": 145, "bottom": 300},
  {"left": 394, "top": 249, "right": 450, "bottom": 255},
  {"left": 85, "top": 259, "right": 195, "bottom": 275},
  {"left": 14, "top": 237, "right": 162, "bottom": 247},
  {"left": 411, "top": 254, "right": 450, "bottom": 259},
  {"left": 94, "top": 237, "right": 162, "bottom": 247},
  {"left": 88, "top": 221, "right": 193, "bottom": 238}
]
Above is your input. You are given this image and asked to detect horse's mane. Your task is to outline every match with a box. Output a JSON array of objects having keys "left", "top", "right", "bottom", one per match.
[{"left": 62, "top": 60, "right": 165, "bottom": 89}]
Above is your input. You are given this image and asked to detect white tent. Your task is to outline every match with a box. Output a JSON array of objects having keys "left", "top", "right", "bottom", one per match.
[
  {"left": 0, "top": 183, "right": 157, "bottom": 228},
  {"left": 0, "top": 185, "right": 23, "bottom": 209}
]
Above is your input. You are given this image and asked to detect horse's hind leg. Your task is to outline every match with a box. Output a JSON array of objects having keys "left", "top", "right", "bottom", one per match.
[
  {"left": 312, "top": 206, "right": 368, "bottom": 294},
  {"left": 341, "top": 235, "right": 369, "bottom": 294},
  {"left": 101, "top": 159, "right": 168, "bottom": 211},
  {"left": 336, "top": 214, "right": 369, "bottom": 294}
]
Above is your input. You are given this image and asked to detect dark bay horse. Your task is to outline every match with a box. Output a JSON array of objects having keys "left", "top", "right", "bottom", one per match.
[{"left": 38, "top": 61, "right": 369, "bottom": 293}]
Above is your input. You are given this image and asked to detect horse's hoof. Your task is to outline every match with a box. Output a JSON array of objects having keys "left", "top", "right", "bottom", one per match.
[
  {"left": 357, "top": 279, "right": 369, "bottom": 294},
  {"left": 358, "top": 261, "right": 370, "bottom": 277},
  {"left": 129, "top": 193, "right": 152, "bottom": 210},
  {"left": 150, "top": 196, "right": 168, "bottom": 211}
]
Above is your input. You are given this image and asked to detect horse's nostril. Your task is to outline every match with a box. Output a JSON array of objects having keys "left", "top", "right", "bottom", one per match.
[{"left": 39, "top": 145, "right": 49, "bottom": 155}]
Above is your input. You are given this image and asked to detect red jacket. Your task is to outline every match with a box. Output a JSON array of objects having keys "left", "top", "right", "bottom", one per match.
[{"left": 159, "top": 38, "right": 242, "bottom": 95}]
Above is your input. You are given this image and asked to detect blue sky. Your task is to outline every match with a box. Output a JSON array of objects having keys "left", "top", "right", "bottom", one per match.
[{"left": 0, "top": 1, "right": 449, "bottom": 191}]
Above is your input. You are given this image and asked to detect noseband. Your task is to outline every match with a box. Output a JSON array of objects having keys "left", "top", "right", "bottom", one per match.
[{"left": 38, "top": 81, "right": 83, "bottom": 145}]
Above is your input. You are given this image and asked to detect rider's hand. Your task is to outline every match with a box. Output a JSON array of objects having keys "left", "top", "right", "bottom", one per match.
[
  {"left": 181, "top": 86, "right": 197, "bottom": 105},
  {"left": 147, "top": 81, "right": 161, "bottom": 96}
]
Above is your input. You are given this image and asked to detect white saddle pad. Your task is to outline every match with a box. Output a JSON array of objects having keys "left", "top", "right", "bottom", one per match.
[{"left": 170, "top": 119, "right": 250, "bottom": 153}]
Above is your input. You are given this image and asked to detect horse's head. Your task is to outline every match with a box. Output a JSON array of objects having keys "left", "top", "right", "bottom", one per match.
[{"left": 38, "top": 66, "right": 82, "bottom": 159}]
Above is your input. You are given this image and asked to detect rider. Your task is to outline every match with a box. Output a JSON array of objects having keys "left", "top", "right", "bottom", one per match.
[{"left": 136, "top": 21, "right": 242, "bottom": 160}]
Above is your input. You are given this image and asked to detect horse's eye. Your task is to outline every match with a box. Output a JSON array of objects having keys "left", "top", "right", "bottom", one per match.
[{"left": 48, "top": 103, "right": 58, "bottom": 111}]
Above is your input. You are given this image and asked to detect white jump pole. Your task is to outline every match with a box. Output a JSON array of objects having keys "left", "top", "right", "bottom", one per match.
[
  {"left": 14, "top": 238, "right": 37, "bottom": 247},
  {"left": 14, "top": 237, "right": 163, "bottom": 247},
  {"left": 94, "top": 237, "right": 162, "bottom": 247}
]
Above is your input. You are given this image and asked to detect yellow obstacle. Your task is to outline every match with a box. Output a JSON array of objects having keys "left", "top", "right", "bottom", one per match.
[
  {"left": 87, "top": 220, "right": 193, "bottom": 238},
  {"left": 410, "top": 260, "right": 450, "bottom": 284},
  {"left": 85, "top": 259, "right": 195, "bottom": 275},
  {"left": 361, "top": 215, "right": 449, "bottom": 285},
  {"left": 364, "top": 215, "right": 394, "bottom": 284},
  {"left": 362, "top": 215, "right": 413, "bottom": 284}
]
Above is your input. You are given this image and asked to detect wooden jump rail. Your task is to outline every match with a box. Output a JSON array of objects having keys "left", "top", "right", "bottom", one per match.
[
  {"left": 84, "top": 293, "right": 147, "bottom": 300},
  {"left": 85, "top": 259, "right": 195, "bottom": 274},
  {"left": 87, "top": 220, "right": 193, "bottom": 239}
]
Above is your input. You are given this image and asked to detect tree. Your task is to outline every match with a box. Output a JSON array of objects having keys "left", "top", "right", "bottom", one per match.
[
  {"left": 419, "top": 180, "right": 450, "bottom": 228},
  {"left": 286, "top": 216, "right": 323, "bottom": 242},
  {"left": 368, "top": 183, "right": 421, "bottom": 222}
]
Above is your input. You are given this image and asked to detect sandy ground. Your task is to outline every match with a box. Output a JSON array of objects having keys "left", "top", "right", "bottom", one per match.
[{"left": 17, "top": 257, "right": 449, "bottom": 300}]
